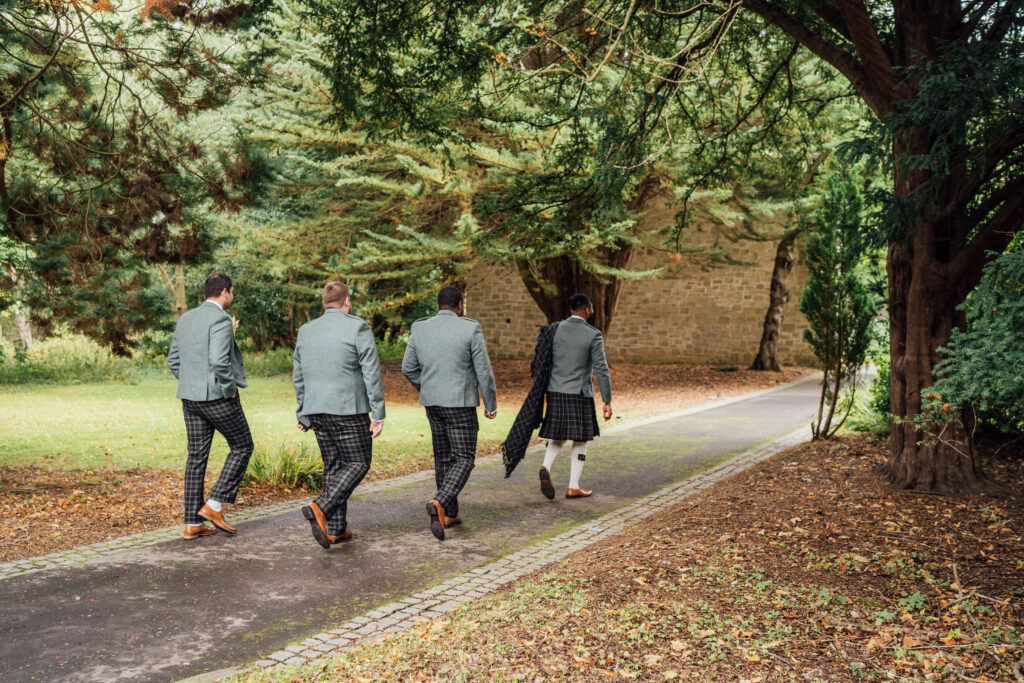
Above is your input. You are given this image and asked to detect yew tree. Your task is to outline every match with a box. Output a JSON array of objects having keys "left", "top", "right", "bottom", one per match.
[
  {"left": 0, "top": 0, "right": 270, "bottom": 352},
  {"left": 298, "top": 0, "right": 844, "bottom": 335},
  {"left": 735, "top": 1, "right": 1024, "bottom": 491}
]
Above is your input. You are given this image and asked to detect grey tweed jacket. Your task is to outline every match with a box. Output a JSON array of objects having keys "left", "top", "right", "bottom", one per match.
[
  {"left": 292, "top": 309, "right": 386, "bottom": 421},
  {"left": 167, "top": 301, "right": 247, "bottom": 401},
  {"left": 402, "top": 310, "right": 498, "bottom": 413},
  {"left": 547, "top": 316, "right": 612, "bottom": 403}
]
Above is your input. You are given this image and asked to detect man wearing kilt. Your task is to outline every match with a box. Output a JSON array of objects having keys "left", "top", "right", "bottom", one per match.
[
  {"left": 293, "top": 282, "right": 386, "bottom": 548},
  {"left": 167, "top": 273, "right": 254, "bottom": 539},
  {"left": 538, "top": 293, "right": 613, "bottom": 499},
  {"left": 403, "top": 286, "right": 498, "bottom": 541}
]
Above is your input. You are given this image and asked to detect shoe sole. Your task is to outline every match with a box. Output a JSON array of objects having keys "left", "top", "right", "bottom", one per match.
[
  {"left": 183, "top": 531, "right": 215, "bottom": 540},
  {"left": 198, "top": 510, "right": 237, "bottom": 534},
  {"left": 302, "top": 505, "right": 331, "bottom": 549},
  {"left": 426, "top": 501, "right": 445, "bottom": 541},
  {"left": 539, "top": 469, "right": 555, "bottom": 500}
]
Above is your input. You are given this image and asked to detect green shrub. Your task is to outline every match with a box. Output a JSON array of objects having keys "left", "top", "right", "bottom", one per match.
[
  {"left": 376, "top": 335, "right": 407, "bottom": 363},
  {"left": 925, "top": 244, "right": 1024, "bottom": 433},
  {"left": 0, "top": 334, "right": 138, "bottom": 384},
  {"left": 244, "top": 347, "right": 294, "bottom": 377},
  {"left": 241, "top": 441, "right": 322, "bottom": 489},
  {"left": 845, "top": 387, "right": 890, "bottom": 435}
]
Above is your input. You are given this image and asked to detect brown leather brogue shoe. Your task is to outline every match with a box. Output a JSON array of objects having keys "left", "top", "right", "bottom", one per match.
[
  {"left": 183, "top": 523, "right": 217, "bottom": 540},
  {"left": 328, "top": 530, "right": 352, "bottom": 544},
  {"left": 565, "top": 487, "right": 593, "bottom": 498},
  {"left": 302, "top": 502, "right": 330, "bottom": 549},
  {"left": 426, "top": 499, "right": 445, "bottom": 540},
  {"left": 198, "top": 504, "right": 237, "bottom": 534},
  {"left": 539, "top": 466, "right": 555, "bottom": 500},
  {"left": 443, "top": 515, "right": 461, "bottom": 527}
]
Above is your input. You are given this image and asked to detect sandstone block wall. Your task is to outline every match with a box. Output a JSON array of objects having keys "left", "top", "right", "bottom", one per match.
[{"left": 465, "top": 216, "right": 815, "bottom": 366}]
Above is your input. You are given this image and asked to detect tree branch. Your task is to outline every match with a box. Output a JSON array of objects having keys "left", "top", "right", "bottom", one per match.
[{"left": 741, "top": 0, "right": 889, "bottom": 117}]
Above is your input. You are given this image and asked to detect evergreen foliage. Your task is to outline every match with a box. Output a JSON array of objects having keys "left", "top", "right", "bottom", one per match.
[
  {"left": 926, "top": 245, "right": 1024, "bottom": 433},
  {"left": 799, "top": 167, "right": 877, "bottom": 440},
  {"left": 0, "top": 0, "right": 272, "bottom": 352}
]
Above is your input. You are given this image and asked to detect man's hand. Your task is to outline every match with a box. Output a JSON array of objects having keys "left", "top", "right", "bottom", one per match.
[
  {"left": 297, "top": 421, "right": 308, "bottom": 432},
  {"left": 603, "top": 403, "right": 613, "bottom": 421},
  {"left": 485, "top": 410, "right": 497, "bottom": 420},
  {"left": 370, "top": 420, "right": 384, "bottom": 438}
]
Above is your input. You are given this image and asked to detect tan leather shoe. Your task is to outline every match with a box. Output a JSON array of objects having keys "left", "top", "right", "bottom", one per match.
[
  {"left": 565, "top": 487, "right": 593, "bottom": 498},
  {"left": 302, "top": 502, "right": 330, "bottom": 549},
  {"left": 328, "top": 530, "right": 352, "bottom": 544},
  {"left": 443, "top": 515, "right": 461, "bottom": 527},
  {"left": 426, "top": 499, "right": 445, "bottom": 540},
  {"left": 183, "top": 523, "right": 216, "bottom": 540},
  {"left": 198, "top": 504, "right": 237, "bottom": 534},
  {"left": 539, "top": 466, "right": 555, "bottom": 500}
]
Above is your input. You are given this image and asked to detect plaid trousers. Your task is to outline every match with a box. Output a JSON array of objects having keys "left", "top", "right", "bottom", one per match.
[
  {"left": 309, "top": 413, "right": 372, "bottom": 535},
  {"left": 426, "top": 406, "right": 479, "bottom": 517},
  {"left": 181, "top": 396, "right": 254, "bottom": 525}
]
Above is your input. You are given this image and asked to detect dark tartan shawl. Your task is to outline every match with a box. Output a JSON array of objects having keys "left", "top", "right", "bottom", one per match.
[{"left": 501, "top": 321, "right": 559, "bottom": 478}]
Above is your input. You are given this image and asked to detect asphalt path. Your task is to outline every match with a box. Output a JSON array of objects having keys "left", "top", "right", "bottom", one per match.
[{"left": 0, "top": 376, "right": 820, "bottom": 682}]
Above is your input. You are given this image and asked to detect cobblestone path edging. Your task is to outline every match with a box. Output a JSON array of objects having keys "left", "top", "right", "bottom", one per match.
[
  {"left": 1, "top": 378, "right": 814, "bottom": 582},
  {"left": 244, "top": 427, "right": 808, "bottom": 673}
]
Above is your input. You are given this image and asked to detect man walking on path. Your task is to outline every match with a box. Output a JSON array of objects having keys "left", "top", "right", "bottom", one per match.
[
  {"left": 536, "top": 293, "right": 612, "bottom": 499},
  {"left": 402, "top": 286, "right": 497, "bottom": 540},
  {"left": 167, "top": 273, "right": 254, "bottom": 539},
  {"left": 293, "top": 283, "right": 386, "bottom": 548}
]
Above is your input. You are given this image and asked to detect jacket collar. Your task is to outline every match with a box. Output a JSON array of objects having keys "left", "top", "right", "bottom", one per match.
[
  {"left": 566, "top": 315, "right": 586, "bottom": 324},
  {"left": 437, "top": 309, "right": 459, "bottom": 318},
  {"left": 324, "top": 308, "right": 346, "bottom": 315},
  {"left": 202, "top": 300, "right": 224, "bottom": 311}
]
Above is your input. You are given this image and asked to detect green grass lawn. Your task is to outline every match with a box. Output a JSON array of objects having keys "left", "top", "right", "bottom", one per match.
[{"left": 0, "top": 377, "right": 518, "bottom": 474}]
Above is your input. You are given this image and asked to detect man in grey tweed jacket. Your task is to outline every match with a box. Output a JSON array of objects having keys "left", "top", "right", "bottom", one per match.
[
  {"left": 538, "top": 293, "right": 613, "bottom": 500},
  {"left": 294, "top": 282, "right": 385, "bottom": 548},
  {"left": 403, "top": 285, "right": 497, "bottom": 540},
  {"left": 167, "top": 273, "right": 254, "bottom": 539}
]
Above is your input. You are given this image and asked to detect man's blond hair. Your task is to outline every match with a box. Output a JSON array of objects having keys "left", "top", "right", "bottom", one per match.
[{"left": 322, "top": 281, "right": 350, "bottom": 307}]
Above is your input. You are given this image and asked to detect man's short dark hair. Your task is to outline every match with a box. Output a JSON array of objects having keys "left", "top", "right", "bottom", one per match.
[
  {"left": 205, "top": 273, "right": 233, "bottom": 299},
  {"left": 322, "top": 281, "right": 349, "bottom": 307},
  {"left": 437, "top": 285, "right": 463, "bottom": 310},
  {"left": 567, "top": 293, "right": 592, "bottom": 313}
]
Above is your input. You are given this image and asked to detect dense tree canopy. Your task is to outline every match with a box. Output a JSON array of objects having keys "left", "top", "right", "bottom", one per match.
[
  {"left": 0, "top": 0, "right": 270, "bottom": 351},
  {"left": 300, "top": 0, "right": 1024, "bottom": 491}
]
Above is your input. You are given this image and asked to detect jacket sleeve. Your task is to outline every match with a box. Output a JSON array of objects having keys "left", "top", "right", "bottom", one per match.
[
  {"left": 209, "top": 316, "right": 237, "bottom": 398},
  {"left": 591, "top": 331, "right": 612, "bottom": 404},
  {"left": 471, "top": 323, "right": 498, "bottom": 413},
  {"left": 292, "top": 333, "right": 305, "bottom": 417},
  {"left": 357, "top": 322, "right": 386, "bottom": 421},
  {"left": 401, "top": 329, "right": 422, "bottom": 391},
  {"left": 167, "top": 330, "right": 180, "bottom": 379}
]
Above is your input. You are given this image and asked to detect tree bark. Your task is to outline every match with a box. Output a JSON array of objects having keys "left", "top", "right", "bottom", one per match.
[
  {"left": 883, "top": 224, "right": 990, "bottom": 492},
  {"left": 750, "top": 230, "right": 798, "bottom": 371},
  {"left": 515, "top": 243, "right": 632, "bottom": 335},
  {"left": 155, "top": 263, "right": 188, "bottom": 320},
  {"left": 6, "top": 264, "right": 33, "bottom": 351}
]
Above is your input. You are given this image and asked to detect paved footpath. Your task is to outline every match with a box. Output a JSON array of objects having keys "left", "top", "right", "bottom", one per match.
[{"left": 0, "top": 376, "right": 820, "bottom": 682}]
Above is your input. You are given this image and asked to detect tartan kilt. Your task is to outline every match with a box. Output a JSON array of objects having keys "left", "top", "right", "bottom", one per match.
[{"left": 538, "top": 392, "right": 600, "bottom": 442}]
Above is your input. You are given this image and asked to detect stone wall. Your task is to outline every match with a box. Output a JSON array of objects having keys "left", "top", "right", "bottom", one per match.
[{"left": 465, "top": 203, "right": 815, "bottom": 366}]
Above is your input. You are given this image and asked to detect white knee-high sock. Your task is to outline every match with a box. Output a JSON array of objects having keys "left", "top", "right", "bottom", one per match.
[
  {"left": 542, "top": 440, "right": 565, "bottom": 470},
  {"left": 206, "top": 498, "right": 223, "bottom": 512},
  {"left": 568, "top": 441, "right": 587, "bottom": 489}
]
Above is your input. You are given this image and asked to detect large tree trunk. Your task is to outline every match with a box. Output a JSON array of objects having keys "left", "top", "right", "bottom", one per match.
[
  {"left": 750, "top": 230, "right": 797, "bottom": 371},
  {"left": 515, "top": 244, "right": 632, "bottom": 335},
  {"left": 883, "top": 226, "right": 989, "bottom": 492}
]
